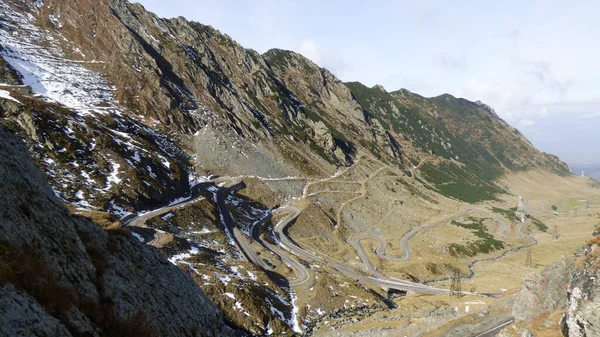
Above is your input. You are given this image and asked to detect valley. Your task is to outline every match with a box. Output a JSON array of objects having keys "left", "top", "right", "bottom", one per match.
[
  {"left": 115, "top": 152, "right": 600, "bottom": 336},
  {"left": 1, "top": 0, "right": 599, "bottom": 336}
]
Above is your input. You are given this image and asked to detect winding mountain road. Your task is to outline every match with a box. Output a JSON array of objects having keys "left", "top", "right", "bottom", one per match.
[
  {"left": 351, "top": 206, "right": 527, "bottom": 273},
  {"left": 123, "top": 183, "right": 207, "bottom": 243},
  {"left": 472, "top": 319, "right": 515, "bottom": 337},
  {"left": 270, "top": 206, "right": 449, "bottom": 295}
]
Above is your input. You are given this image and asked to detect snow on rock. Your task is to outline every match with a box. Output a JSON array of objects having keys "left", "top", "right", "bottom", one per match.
[
  {"left": 216, "top": 274, "right": 231, "bottom": 286},
  {"left": 0, "top": 89, "right": 21, "bottom": 103},
  {"left": 289, "top": 291, "right": 302, "bottom": 333},
  {"left": 109, "top": 200, "right": 130, "bottom": 218},
  {"left": 0, "top": 2, "right": 115, "bottom": 113},
  {"left": 131, "top": 152, "right": 141, "bottom": 163},
  {"left": 105, "top": 162, "right": 122, "bottom": 189},
  {"left": 169, "top": 246, "right": 200, "bottom": 264},
  {"left": 48, "top": 14, "right": 62, "bottom": 28},
  {"left": 146, "top": 166, "right": 157, "bottom": 179}
]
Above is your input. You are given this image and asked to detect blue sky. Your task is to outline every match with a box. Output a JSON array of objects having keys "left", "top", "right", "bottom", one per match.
[{"left": 136, "top": 0, "right": 600, "bottom": 165}]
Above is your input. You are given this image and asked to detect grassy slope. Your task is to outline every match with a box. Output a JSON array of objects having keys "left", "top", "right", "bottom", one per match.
[{"left": 346, "top": 82, "right": 570, "bottom": 203}]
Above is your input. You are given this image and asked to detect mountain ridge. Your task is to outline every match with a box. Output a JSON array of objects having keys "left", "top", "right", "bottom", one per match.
[{"left": 0, "top": 0, "right": 586, "bottom": 335}]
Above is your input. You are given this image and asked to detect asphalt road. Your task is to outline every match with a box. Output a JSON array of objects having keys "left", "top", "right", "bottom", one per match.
[
  {"left": 351, "top": 207, "right": 523, "bottom": 275},
  {"left": 270, "top": 206, "right": 449, "bottom": 295},
  {"left": 472, "top": 319, "right": 514, "bottom": 337},
  {"left": 123, "top": 184, "right": 207, "bottom": 243},
  {"left": 121, "top": 177, "right": 529, "bottom": 295},
  {"left": 216, "top": 183, "right": 313, "bottom": 286}
]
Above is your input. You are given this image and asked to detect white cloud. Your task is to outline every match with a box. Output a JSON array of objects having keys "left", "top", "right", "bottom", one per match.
[
  {"left": 433, "top": 52, "right": 467, "bottom": 72},
  {"left": 581, "top": 111, "right": 600, "bottom": 119},
  {"left": 298, "top": 39, "right": 322, "bottom": 64},
  {"left": 296, "top": 39, "right": 350, "bottom": 76},
  {"left": 458, "top": 78, "right": 531, "bottom": 121},
  {"left": 539, "top": 107, "right": 549, "bottom": 117},
  {"left": 518, "top": 119, "right": 536, "bottom": 127}
]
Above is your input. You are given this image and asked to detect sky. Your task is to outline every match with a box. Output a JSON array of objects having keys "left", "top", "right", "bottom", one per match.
[{"left": 136, "top": 0, "right": 600, "bottom": 165}]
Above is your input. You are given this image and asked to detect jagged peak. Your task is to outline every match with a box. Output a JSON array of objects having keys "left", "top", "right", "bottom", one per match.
[
  {"left": 373, "top": 84, "right": 387, "bottom": 93},
  {"left": 344, "top": 81, "right": 368, "bottom": 88},
  {"left": 263, "top": 48, "right": 319, "bottom": 68},
  {"left": 433, "top": 93, "right": 456, "bottom": 100},
  {"left": 474, "top": 100, "right": 500, "bottom": 118}
]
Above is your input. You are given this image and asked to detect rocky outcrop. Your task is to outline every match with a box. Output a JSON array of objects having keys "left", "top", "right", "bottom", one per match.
[
  {"left": 562, "top": 241, "right": 600, "bottom": 337},
  {"left": 0, "top": 124, "right": 236, "bottom": 336},
  {"left": 512, "top": 257, "right": 575, "bottom": 322},
  {"left": 497, "top": 238, "right": 600, "bottom": 337}
]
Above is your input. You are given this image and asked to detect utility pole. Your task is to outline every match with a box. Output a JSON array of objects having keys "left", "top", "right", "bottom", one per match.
[
  {"left": 553, "top": 225, "right": 559, "bottom": 240},
  {"left": 575, "top": 209, "right": 578, "bottom": 218},
  {"left": 525, "top": 251, "right": 533, "bottom": 268},
  {"left": 516, "top": 196, "right": 527, "bottom": 222},
  {"left": 449, "top": 269, "right": 462, "bottom": 297},
  {"left": 586, "top": 200, "right": 590, "bottom": 209}
]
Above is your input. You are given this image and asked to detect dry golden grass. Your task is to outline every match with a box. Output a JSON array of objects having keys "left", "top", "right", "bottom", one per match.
[
  {"left": 307, "top": 167, "right": 600, "bottom": 335},
  {"left": 66, "top": 203, "right": 124, "bottom": 228},
  {"left": 524, "top": 310, "right": 565, "bottom": 337},
  {"left": 105, "top": 223, "right": 131, "bottom": 237}
]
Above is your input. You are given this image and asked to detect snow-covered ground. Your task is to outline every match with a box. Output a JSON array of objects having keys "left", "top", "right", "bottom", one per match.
[{"left": 0, "top": 2, "right": 116, "bottom": 113}]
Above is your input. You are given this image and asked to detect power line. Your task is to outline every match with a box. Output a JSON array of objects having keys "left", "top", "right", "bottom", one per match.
[
  {"left": 449, "top": 269, "right": 462, "bottom": 297},
  {"left": 525, "top": 251, "right": 533, "bottom": 268}
]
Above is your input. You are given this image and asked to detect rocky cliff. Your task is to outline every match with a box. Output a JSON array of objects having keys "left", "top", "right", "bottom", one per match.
[
  {"left": 0, "top": 0, "right": 570, "bottom": 212},
  {"left": 0, "top": 124, "right": 236, "bottom": 337},
  {"left": 496, "top": 232, "right": 600, "bottom": 337},
  {"left": 562, "top": 237, "right": 600, "bottom": 337}
]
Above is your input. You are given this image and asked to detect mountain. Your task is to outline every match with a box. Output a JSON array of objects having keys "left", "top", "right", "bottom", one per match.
[
  {"left": 0, "top": 0, "right": 590, "bottom": 336},
  {"left": 0, "top": 124, "right": 235, "bottom": 336},
  {"left": 1, "top": 0, "right": 569, "bottom": 210}
]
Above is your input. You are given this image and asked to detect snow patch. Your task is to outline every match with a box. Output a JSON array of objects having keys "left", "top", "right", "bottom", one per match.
[
  {"left": 0, "top": 3, "right": 117, "bottom": 113},
  {"left": 169, "top": 246, "right": 200, "bottom": 264},
  {"left": 216, "top": 273, "right": 232, "bottom": 286},
  {"left": 0, "top": 89, "right": 21, "bottom": 103},
  {"left": 289, "top": 291, "right": 302, "bottom": 333},
  {"left": 132, "top": 232, "right": 145, "bottom": 242},
  {"left": 105, "top": 162, "right": 121, "bottom": 189}
]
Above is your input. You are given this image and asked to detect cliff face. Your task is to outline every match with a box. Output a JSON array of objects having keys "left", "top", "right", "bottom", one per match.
[
  {"left": 0, "top": 124, "right": 235, "bottom": 336},
  {"left": 496, "top": 235, "right": 600, "bottom": 337},
  {"left": 562, "top": 240, "right": 600, "bottom": 337}
]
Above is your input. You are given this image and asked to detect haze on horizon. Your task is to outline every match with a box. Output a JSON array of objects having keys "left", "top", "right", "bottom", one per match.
[{"left": 136, "top": 0, "right": 600, "bottom": 166}]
